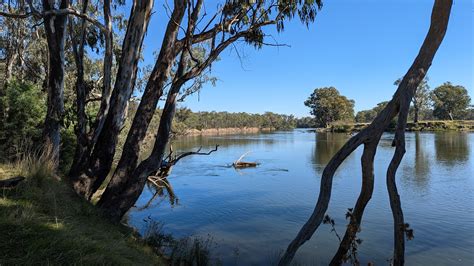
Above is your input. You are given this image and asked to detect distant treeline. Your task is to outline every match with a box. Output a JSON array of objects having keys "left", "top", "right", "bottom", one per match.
[
  {"left": 172, "top": 108, "right": 297, "bottom": 131},
  {"left": 302, "top": 82, "right": 473, "bottom": 128},
  {"left": 125, "top": 103, "right": 301, "bottom": 136}
]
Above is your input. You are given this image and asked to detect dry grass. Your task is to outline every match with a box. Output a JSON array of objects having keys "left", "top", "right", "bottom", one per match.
[{"left": 0, "top": 147, "right": 165, "bottom": 265}]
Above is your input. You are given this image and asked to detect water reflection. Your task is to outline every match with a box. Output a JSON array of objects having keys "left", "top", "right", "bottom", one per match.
[
  {"left": 130, "top": 131, "right": 474, "bottom": 265},
  {"left": 311, "top": 133, "right": 349, "bottom": 173},
  {"left": 173, "top": 134, "right": 276, "bottom": 151},
  {"left": 434, "top": 132, "right": 470, "bottom": 166},
  {"left": 137, "top": 178, "right": 178, "bottom": 211}
]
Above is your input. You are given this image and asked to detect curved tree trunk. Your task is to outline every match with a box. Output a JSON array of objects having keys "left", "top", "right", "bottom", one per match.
[
  {"left": 70, "top": 0, "right": 154, "bottom": 199},
  {"left": 42, "top": 0, "right": 70, "bottom": 164},
  {"left": 329, "top": 142, "right": 378, "bottom": 265},
  {"left": 279, "top": 1, "right": 452, "bottom": 265},
  {"left": 97, "top": 0, "right": 262, "bottom": 220},
  {"left": 98, "top": 0, "right": 187, "bottom": 209}
]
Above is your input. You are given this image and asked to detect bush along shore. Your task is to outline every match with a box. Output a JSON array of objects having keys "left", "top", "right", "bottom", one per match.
[
  {"left": 326, "top": 120, "right": 474, "bottom": 133},
  {"left": 182, "top": 127, "right": 275, "bottom": 136}
]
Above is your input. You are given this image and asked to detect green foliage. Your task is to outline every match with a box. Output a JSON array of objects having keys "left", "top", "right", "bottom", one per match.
[
  {"left": 432, "top": 82, "right": 471, "bottom": 120},
  {"left": 0, "top": 81, "right": 46, "bottom": 161},
  {"left": 304, "top": 87, "right": 355, "bottom": 127},
  {"left": 173, "top": 108, "right": 297, "bottom": 132},
  {"left": 221, "top": 0, "right": 323, "bottom": 47},
  {"left": 355, "top": 101, "right": 388, "bottom": 123},
  {"left": 295, "top": 116, "right": 318, "bottom": 128},
  {"left": 395, "top": 77, "right": 431, "bottom": 116}
]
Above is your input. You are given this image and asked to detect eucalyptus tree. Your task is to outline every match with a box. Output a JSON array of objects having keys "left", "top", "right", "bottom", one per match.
[
  {"left": 432, "top": 82, "right": 471, "bottom": 120},
  {"left": 69, "top": 0, "right": 154, "bottom": 198},
  {"left": 0, "top": 0, "right": 112, "bottom": 164},
  {"left": 279, "top": 1, "right": 453, "bottom": 265},
  {"left": 304, "top": 87, "right": 355, "bottom": 127},
  {"left": 95, "top": 0, "right": 324, "bottom": 220},
  {"left": 395, "top": 76, "right": 431, "bottom": 123}
]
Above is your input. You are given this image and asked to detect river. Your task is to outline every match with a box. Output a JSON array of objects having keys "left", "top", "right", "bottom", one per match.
[{"left": 129, "top": 130, "right": 474, "bottom": 265}]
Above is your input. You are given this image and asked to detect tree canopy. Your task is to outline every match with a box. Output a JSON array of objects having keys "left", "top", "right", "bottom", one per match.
[
  {"left": 304, "top": 87, "right": 354, "bottom": 127},
  {"left": 432, "top": 82, "right": 471, "bottom": 120}
]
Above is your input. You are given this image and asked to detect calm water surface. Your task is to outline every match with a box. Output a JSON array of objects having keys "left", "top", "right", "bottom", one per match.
[{"left": 129, "top": 130, "right": 474, "bottom": 265}]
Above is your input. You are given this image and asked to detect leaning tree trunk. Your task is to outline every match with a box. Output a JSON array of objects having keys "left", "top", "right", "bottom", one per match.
[
  {"left": 70, "top": 0, "right": 154, "bottom": 199},
  {"left": 98, "top": 1, "right": 269, "bottom": 220},
  {"left": 279, "top": 1, "right": 452, "bottom": 265},
  {"left": 98, "top": 59, "right": 187, "bottom": 220},
  {"left": 42, "top": 0, "right": 70, "bottom": 164},
  {"left": 97, "top": 0, "right": 187, "bottom": 209}
]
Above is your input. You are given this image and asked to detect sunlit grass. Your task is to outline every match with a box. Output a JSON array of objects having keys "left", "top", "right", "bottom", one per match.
[{"left": 0, "top": 150, "right": 164, "bottom": 265}]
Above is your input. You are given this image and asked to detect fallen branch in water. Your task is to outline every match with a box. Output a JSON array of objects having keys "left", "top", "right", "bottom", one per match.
[
  {"left": 232, "top": 151, "right": 259, "bottom": 168},
  {"left": 141, "top": 145, "right": 220, "bottom": 209},
  {"left": 151, "top": 145, "right": 219, "bottom": 179}
]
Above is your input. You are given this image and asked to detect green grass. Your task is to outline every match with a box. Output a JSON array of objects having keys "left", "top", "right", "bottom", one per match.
[{"left": 0, "top": 164, "right": 165, "bottom": 265}]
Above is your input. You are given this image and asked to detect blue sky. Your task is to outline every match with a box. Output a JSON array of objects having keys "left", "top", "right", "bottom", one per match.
[{"left": 139, "top": 0, "right": 473, "bottom": 117}]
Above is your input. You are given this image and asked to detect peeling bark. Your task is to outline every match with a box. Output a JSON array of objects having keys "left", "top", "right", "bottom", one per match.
[
  {"left": 42, "top": 0, "right": 70, "bottom": 164},
  {"left": 69, "top": 0, "right": 89, "bottom": 175},
  {"left": 98, "top": 0, "right": 282, "bottom": 220},
  {"left": 98, "top": 0, "right": 188, "bottom": 209},
  {"left": 279, "top": 1, "right": 452, "bottom": 265},
  {"left": 71, "top": 0, "right": 154, "bottom": 199}
]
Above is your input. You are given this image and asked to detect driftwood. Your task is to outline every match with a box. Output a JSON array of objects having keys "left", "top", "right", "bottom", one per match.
[
  {"left": 233, "top": 162, "right": 258, "bottom": 168},
  {"left": 232, "top": 151, "right": 259, "bottom": 168},
  {"left": 0, "top": 176, "right": 25, "bottom": 188},
  {"left": 140, "top": 145, "right": 219, "bottom": 208},
  {"left": 150, "top": 144, "right": 219, "bottom": 179}
]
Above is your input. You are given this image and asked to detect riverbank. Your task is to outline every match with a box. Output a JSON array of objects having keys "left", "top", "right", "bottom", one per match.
[
  {"left": 183, "top": 127, "right": 275, "bottom": 136},
  {"left": 327, "top": 120, "right": 474, "bottom": 133},
  {"left": 0, "top": 165, "right": 164, "bottom": 265}
]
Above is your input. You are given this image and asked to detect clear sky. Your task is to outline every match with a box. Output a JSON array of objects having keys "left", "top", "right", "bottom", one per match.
[{"left": 139, "top": 0, "right": 473, "bottom": 117}]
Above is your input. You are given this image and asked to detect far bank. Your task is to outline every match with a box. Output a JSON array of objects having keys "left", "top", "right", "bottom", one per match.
[{"left": 326, "top": 120, "right": 474, "bottom": 133}]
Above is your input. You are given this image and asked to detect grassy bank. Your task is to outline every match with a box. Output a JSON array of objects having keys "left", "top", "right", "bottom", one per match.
[
  {"left": 0, "top": 164, "right": 164, "bottom": 265},
  {"left": 328, "top": 120, "right": 474, "bottom": 133}
]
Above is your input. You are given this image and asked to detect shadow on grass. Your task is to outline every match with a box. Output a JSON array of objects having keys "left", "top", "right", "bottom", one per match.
[{"left": 0, "top": 175, "right": 164, "bottom": 265}]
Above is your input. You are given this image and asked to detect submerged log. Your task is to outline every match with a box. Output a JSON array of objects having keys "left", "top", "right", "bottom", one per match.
[
  {"left": 232, "top": 162, "right": 259, "bottom": 168},
  {"left": 232, "top": 151, "right": 259, "bottom": 168},
  {"left": 0, "top": 176, "right": 25, "bottom": 188}
]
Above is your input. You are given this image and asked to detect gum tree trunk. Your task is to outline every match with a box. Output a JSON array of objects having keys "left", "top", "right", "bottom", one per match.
[
  {"left": 42, "top": 0, "right": 70, "bottom": 163},
  {"left": 98, "top": 0, "right": 187, "bottom": 209},
  {"left": 279, "top": 1, "right": 452, "bottom": 265},
  {"left": 70, "top": 0, "right": 154, "bottom": 199},
  {"left": 69, "top": 0, "right": 89, "bottom": 175},
  {"left": 413, "top": 101, "right": 419, "bottom": 123}
]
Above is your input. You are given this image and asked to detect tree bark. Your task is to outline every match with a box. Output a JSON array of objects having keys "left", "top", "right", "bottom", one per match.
[
  {"left": 279, "top": 1, "right": 452, "bottom": 265},
  {"left": 98, "top": 0, "right": 188, "bottom": 209},
  {"left": 42, "top": 0, "right": 70, "bottom": 164},
  {"left": 71, "top": 0, "right": 154, "bottom": 199},
  {"left": 413, "top": 105, "right": 419, "bottom": 123},
  {"left": 69, "top": 0, "right": 89, "bottom": 175},
  {"left": 98, "top": 1, "right": 277, "bottom": 220},
  {"left": 329, "top": 142, "right": 378, "bottom": 265},
  {"left": 69, "top": 0, "right": 113, "bottom": 176},
  {"left": 99, "top": 60, "right": 187, "bottom": 220}
]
